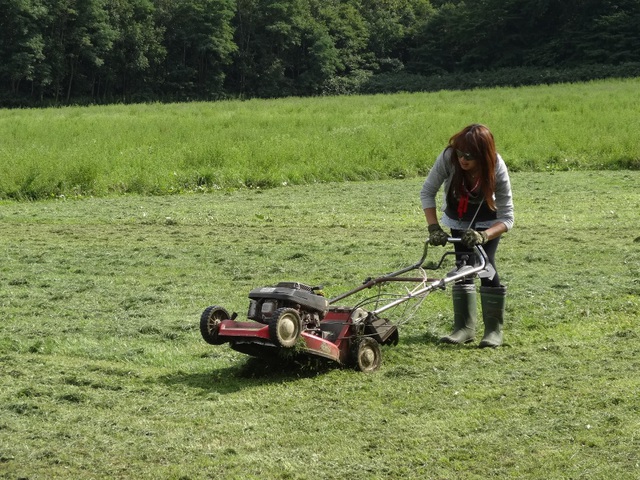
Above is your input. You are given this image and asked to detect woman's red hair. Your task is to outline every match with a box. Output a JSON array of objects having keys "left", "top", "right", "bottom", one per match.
[{"left": 448, "top": 124, "right": 497, "bottom": 210}]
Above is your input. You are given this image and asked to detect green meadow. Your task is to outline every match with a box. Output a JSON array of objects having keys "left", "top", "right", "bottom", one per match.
[
  {"left": 1, "top": 79, "right": 639, "bottom": 479},
  {"left": 0, "top": 78, "right": 638, "bottom": 200}
]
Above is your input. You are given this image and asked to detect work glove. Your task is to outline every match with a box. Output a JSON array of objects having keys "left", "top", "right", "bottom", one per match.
[
  {"left": 428, "top": 224, "right": 449, "bottom": 246},
  {"left": 461, "top": 229, "right": 488, "bottom": 248}
]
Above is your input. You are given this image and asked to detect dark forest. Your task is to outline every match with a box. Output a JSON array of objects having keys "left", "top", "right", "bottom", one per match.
[{"left": 2, "top": 0, "right": 639, "bottom": 106}]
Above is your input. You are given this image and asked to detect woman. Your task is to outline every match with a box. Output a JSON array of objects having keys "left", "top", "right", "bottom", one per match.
[{"left": 420, "top": 124, "right": 514, "bottom": 347}]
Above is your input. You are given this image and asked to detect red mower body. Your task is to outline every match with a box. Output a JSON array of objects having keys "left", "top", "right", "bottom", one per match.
[
  {"left": 200, "top": 241, "right": 491, "bottom": 372},
  {"left": 201, "top": 302, "right": 397, "bottom": 372}
]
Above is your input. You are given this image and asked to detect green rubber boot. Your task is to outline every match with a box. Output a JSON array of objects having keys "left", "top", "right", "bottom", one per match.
[
  {"left": 440, "top": 284, "right": 476, "bottom": 344},
  {"left": 479, "top": 285, "right": 507, "bottom": 348}
]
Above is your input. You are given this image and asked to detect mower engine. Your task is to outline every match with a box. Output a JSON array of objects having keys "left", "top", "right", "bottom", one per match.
[{"left": 247, "top": 282, "right": 328, "bottom": 329}]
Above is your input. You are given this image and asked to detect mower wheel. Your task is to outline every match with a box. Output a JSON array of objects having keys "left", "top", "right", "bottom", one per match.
[
  {"left": 350, "top": 337, "right": 381, "bottom": 373},
  {"left": 268, "top": 308, "right": 302, "bottom": 348},
  {"left": 200, "top": 305, "right": 230, "bottom": 345}
]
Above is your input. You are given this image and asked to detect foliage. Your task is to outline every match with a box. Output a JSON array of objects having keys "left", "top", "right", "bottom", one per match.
[
  {"left": 361, "top": 62, "right": 640, "bottom": 93},
  {"left": 155, "top": 0, "right": 237, "bottom": 101},
  {"left": 0, "top": 172, "right": 638, "bottom": 478},
  {"left": 227, "top": 0, "right": 344, "bottom": 97},
  {"left": 407, "top": 0, "right": 640, "bottom": 73},
  {"left": 0, "top": 78, "right": 639, "bottom": 200},
  {"left": 1, "top": 0, "right": 639, "bottom": 105}
]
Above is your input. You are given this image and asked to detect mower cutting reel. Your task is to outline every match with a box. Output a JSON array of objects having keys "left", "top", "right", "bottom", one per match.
[{"left": 199, "top": 238, "right": 492, "bottom": 372}]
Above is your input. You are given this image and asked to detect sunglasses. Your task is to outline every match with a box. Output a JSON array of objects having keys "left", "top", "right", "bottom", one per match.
[{"left": 455, "top": 149, "right": 476, "bottom": 161}]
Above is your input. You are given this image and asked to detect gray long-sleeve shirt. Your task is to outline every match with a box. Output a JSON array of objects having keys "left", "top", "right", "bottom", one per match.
[{"left": 420, "top": 148, "right": 514, "bottom": 231}]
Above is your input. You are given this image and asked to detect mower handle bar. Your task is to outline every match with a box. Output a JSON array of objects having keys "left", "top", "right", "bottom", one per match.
[{"left": 327, "top": 238, "right": 489, "bottom": 306}]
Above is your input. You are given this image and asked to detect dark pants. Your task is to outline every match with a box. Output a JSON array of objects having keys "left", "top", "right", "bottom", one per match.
[{"left": 451, "top": 228, "right": 502, "bottom": 287}]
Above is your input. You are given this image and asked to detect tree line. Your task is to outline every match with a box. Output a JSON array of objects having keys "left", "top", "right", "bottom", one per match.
[{"left": 2, "top": 0, "right": 639, "bottom": 106}]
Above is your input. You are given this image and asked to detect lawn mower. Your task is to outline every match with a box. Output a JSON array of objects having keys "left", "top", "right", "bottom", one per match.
[{"left": 199, "top": 238, "right": 494, "bottom": 372}]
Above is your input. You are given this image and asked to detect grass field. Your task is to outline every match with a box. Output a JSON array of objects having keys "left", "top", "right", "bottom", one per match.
[
  {"left": 0, "top": 78, "right": 639, "bottom": 200},
  {"left": 1, "top": 169, "right": 639, "bottom": 479}
]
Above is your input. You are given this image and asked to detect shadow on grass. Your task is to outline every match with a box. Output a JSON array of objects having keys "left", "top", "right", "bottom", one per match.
[
  {"left": 160, "top": 355, "right": 339, "bottom": 394},
  {"left": 163, "top": 331, "right": 487, "bottom": 395},
  {"left": 400, "top": 330, "right": 442, "bottom": 346},
  {"left": 396, "top": 330, "right": 514, "bottom": 349}
]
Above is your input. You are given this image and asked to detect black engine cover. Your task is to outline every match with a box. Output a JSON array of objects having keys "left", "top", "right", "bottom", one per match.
[{"left": 248, "top": 282, "right": 328, "bottom": 313}]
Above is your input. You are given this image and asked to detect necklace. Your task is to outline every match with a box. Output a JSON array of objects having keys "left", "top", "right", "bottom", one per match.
[
  {"left": 464, "top": 174, "right": 480, "bottom": 192},
  {"left": 457, "top": 176, "right": 481, "bottom": 219}
]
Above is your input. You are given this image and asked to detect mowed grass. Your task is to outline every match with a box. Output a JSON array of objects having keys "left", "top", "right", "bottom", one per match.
[
  {"left": 0, "top": 77, "right": 639, "bottom": 200},
  {"left": 1, "top": 171, "right": 639, "bottom": 479}
]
